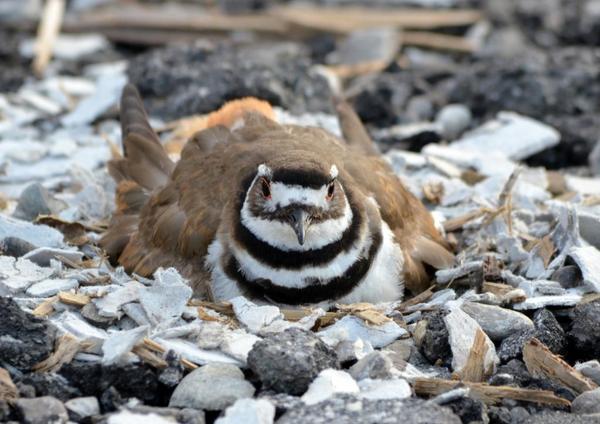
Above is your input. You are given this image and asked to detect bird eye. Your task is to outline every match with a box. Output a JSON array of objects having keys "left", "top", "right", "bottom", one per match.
[
  {"left": 326, "top": 182, "right": 335, "bottom": 200},
  {"left": 260, "top": 178, "right": 271, "bottom": 199}
]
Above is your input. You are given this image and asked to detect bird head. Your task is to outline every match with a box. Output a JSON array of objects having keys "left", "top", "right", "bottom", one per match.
[{"left": 241, "top": 162, "right": 352, "bottom": 250}]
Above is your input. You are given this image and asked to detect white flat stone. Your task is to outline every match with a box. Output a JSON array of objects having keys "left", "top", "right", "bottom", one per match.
[
  {"left": 513, "top": 293, "right": 582, "bottom": 310},
  {"left": 216, "top": 398, "right": 275, "bottom": 424},
  {"left": 26, "top": 278, "right": 78, "bottom": 297},
  {"left": 154, "top": 337, "right": 243, "bottom": 367},
  {"left": 451, "top": 112, "right": 560, "bottom": 160},
  {"left": 0, "top": 215, "right": 64, "bottom": 248},
  {"left": 0, "top": 256, "right": 54, "bottom": 293},
  {"left": 53, "top": 311, "right": 107, "bottom": 352},
  {"left": 358, "top": 378, "right": 412, "bottom": 400},
  {"left": 102, "top": 325, "right": 148, "bottom": 365},
  {"left": 139, "top": 268, "right": 193, "bottom": 325},
  {"left": 301, "top": 369, "right": 359, "bottom": 405},
  {"left": 566, "top": 175, "right": 600, "bottom": 196}
]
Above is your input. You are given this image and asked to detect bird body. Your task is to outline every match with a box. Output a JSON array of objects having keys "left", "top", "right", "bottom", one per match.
[{"left": 101, "top": 85, "right": 453, "bottom": 307}]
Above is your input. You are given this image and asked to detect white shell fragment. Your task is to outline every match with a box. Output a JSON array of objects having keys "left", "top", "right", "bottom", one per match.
[
  {"left": 301, "top": 369, "right": 360, "bottom": 405},
  {"left": 444, "top": 306, "right": 498, "bottom": 375},
  {"left": 215, "top": 398, "right": 275, "bottom": 424},
  {"left": 139, "top": 268, "right": 193, "bottom": 325},
  {"left": 569, "top": 246, "right": 600, "bottom": 293}
]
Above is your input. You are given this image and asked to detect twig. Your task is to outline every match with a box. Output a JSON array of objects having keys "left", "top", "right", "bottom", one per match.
[
  {"left": 413, "top": 378, "right": 570, "bottom": 406},
  {"left": 33, "top": 0, "right": 66, "bottom": 76}
]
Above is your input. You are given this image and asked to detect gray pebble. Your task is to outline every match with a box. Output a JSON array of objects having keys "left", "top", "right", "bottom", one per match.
[
  {"left": 169, "top": 363, "right": 255, "bottom": 411},
  {"left": 349, "top": 351, "right": 394, "bottom": 381},
  {"left": 15, "top": 396, "right": 68, "bottom": 424},
  {"left": 435, "top": 104, "right": 471, "bottom": 140},
  {"left": 572, "top": 388, "right": 600, "bottom": 414},
  {"left": 247, "top": 328, "right": 339, "bottom": 395},
  {"left": 64, "top": 396, "right": 100, "bottom": 421}
]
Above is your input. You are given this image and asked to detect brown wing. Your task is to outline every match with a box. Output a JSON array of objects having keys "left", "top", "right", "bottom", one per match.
[{"left": 100, "top": 85, "right": 233, "bottom": 296}]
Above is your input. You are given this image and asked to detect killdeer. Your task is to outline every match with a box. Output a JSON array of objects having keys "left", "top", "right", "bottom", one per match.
[{"left": 101, "top": 84, "right": 453, "bottom": 307}]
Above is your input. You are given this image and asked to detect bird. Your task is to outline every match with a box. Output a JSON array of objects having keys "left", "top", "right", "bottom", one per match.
[{"left": 100, "top": 84, "right": 454, "bottom": 308}]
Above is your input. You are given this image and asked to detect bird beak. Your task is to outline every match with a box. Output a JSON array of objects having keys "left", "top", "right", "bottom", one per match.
[{"left": 290, "top": 208, "right": 308, "bottom": 246}]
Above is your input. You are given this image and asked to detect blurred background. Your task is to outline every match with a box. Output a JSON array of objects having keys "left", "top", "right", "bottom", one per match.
[{"left": 0, "top": 0, "right": 599, "bottom": 209}]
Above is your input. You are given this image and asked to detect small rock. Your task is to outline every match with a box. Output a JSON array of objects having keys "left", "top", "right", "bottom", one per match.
[
  {"left": 551, "top": 265, "right": 583, "bottom": 289},
  {"left": 0, "top": 297, "right": 56, "bottom": 370},
  {"left": 23, "top": 247, "right": 84, "bottom": 268},
  {"left": 572, "top": 387, "right": 600, "bottom": 414},
  {"left": 461, "top": 302, "right": 534, "bottom": 341},
  {"left": 405, "top": 95, "right": 434, "bottom": 122},
  {"left": 278, "top": 395, "right": 462, "bottom": 424},
  {"left": 301, "top": 370, "right": 359, "bottom": 405},
  {"left": 169, "top": 363, "right": 255, "bottom": 411},
  {"left": 0, "top": 237, "right": 36, "bottom": 257},
  {"left": 349, "top": 351, "right": 394, "bottom": 381},
  {"left": 215, "top": 398, "right": 275, "bottom": 424},
  {"left": 418, "top": 310, "right": 452, "bottom": 365},
  {"left": 247, "top": 328, "right": 339, "bottom": 395},
  {"left": 15, "top": 396, "right": 68, "bottom": 424},
  {"left": 0, "top": 256, "right": 55, "bottom": 293},
  {"left": 435, "top": 104, "right": 472, "bottom": 140},
  {"left": 569, "top": 301, "right": 600, "bottom": 360},
  {"left": 64, "top": 396, "right": 100, "bottom": 421},
  {"left": 442, "top": 396, "right": 488, "bottom": 424},
  {"left": 230, "top": 296, "right": 283, "bottom": 335},
  {"left": 106, "top": 409, "right": 174, "bottom": 424},
  {"left": 26, "top": 278, "right": 78, "bottom": 297},
  {"left": 13, "top": 183, "right": 66, "bottom": 221}
]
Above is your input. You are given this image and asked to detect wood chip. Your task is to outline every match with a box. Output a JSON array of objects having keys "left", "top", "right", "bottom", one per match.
[
  {"left": 0, "top": 368, "right": 18, "bottom": 403},
  {"left": 482, "top": 282, "right": 516, "bottom": 297},
  {"left": 413, "top": 378, "right": 570, "bottom": 406},
  {"left": 33, "top": 0, "right": 66, "bottom": 75},
  {"left": 523, "top": 338, "right": 598, "bottom": 394},
  {"left": 397, "top": 287, "right": 435, "bottom": 311},
  {"left": 58, "top": 291, "right": 90, "bottom": 307},
  {"left": 336, "top": 303, "right": 391, "bottom": 326},
  {"left": 455, "top": 328, "right": 488, "bottom": 382},
  {"left": 132, "top": 345, "right": 168, "bottom": 369},
  {"left": 32, "top": 296, "right": 58, "bottom": 317},
  {"left": 271, "top": 6, "right": 483, "bottom": 33},
  {"left": 33, "top": 334, "right": 82, "bottom": 373}
]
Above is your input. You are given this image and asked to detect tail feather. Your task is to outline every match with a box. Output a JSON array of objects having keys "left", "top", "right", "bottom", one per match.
[{"left": 334, "top": 98, "right": 379, "bottom": 155}]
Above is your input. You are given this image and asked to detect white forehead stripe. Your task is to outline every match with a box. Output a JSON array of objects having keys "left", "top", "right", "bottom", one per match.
[
  {"left": 257, "top": 164, "right": 272, "bottom": 177},
  {"left": 266, "top": 182, "right": 331, "bottom": 209},
  {"left": 330, "top": 164, "right": 338, "bottom": 179}
]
